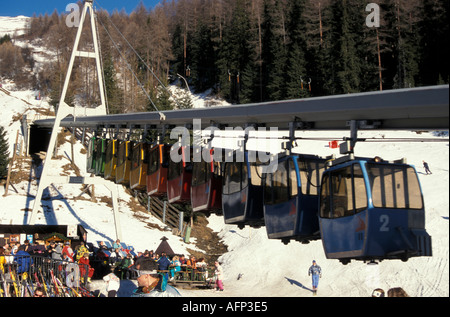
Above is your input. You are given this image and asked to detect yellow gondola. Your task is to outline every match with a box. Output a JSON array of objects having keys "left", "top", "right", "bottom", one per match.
[
  {"left": 130, "top": 142, "right": 149, "bottom": 191},
  {"left": 115, "top": 140, "right": 131, "bottom": 185},
  {"left": 104, "top": 139, "right": 117, "bottom": 181}
]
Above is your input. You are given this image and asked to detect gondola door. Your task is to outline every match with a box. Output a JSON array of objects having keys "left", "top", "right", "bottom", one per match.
[
  {"left": 147, "top": 144, "right": 170, "bottom": 197},
  {"left": 115, "top": 140, "right": 131, "bottom": 185},
  {"left": 104, "top": 139, "right": 117, "bottom": 180},
  {"left": 86, "top": 136, "right": 96, "bottom": 173},
  {"left": 94, "top": 138, "right": 106, "bottom": 176},
  {"left": 167, "top": 146, "right": 193, "bottom": 204},
  {"left": 191, "top": 151, "right": 222, "bottom": 213},
  {"left": 264, "top": 156, "right": 299, "bottom": 242},
  {"left": 222, "top": 153, "right": 264, "bottom": 229},
  {"left": 130, "top": 142, "right": 149, "bottom": 191},
  {"left": 319, "top": 162, "right": 368, "bottom": 261}
]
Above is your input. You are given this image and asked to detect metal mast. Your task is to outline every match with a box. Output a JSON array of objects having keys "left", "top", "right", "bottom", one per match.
[{"left": 29, "top": 0, "right": 122, "bottom": 241}]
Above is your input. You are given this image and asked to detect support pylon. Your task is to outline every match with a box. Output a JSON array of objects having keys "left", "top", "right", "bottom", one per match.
[{"left": 29, "top": 0, "right": 122, "bottom": 241}]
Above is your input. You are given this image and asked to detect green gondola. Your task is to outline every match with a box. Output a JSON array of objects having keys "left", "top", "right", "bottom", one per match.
[
  {"left": 95, "top": 138, "right": 107, "bottom": 176},
  {"left": 86, "top": 136, "right": 97, "bottom": 174}
]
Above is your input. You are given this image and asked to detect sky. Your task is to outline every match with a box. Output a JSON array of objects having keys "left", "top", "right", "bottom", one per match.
[{"left": 0, "top": 0, "right": 163, "bottom": 17}]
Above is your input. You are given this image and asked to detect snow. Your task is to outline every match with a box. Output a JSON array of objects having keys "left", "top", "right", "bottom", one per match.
[
  {"left": 0, "top": 16, "right": 448, "bottom": 298},
  {"left": 0, "top": 16, "right": 29, "bottom": 37}
]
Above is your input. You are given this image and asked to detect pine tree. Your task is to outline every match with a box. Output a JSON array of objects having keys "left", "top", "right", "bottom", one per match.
[
  {"left": 380, "top": 0, "right": 421, "bottom": 89},
  {"left": 325, "top": 0, "right": 364, "bottom": 94},
  {"left": 418, "top": 0, "right": 449, "bottom": 85},
  {"left": 217, "top": 0, "right": 254, "bottom": 103},
  {"left": 261, "top": 0, "right": 288, "bottom": 101},
  {"left": 191, "top": 21, "right": 217, "bottom": 92},
  {"left": 0, "top": 126, "right": 10, "bottom": 180},
  {"left": 102, "top": 54, "right": 123, "bottom": 114},
  {"left": 285, "top": 0, "right": 310, "bottom": 99}
]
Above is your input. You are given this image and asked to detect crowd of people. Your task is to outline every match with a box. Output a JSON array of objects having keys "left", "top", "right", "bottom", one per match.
[
  {"left": 1, "top": 237, "right": 225, "bottom": 298},
  {"left": 1, "top": 239, "right": 95, "bottom": 284},
  {"left": 93, "top": 239, "right": 225, "bottom": 296}
]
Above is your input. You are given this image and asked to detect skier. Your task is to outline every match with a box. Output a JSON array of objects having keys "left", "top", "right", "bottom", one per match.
[
  {"left": 308, "top": 260, "right": 322, "bottom": 295},
  {"left": 423, "top": 160, "right": 432, "bottom": 175}
]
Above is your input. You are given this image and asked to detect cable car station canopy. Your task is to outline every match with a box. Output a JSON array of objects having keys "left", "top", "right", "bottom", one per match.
[{"left": 33, "top": 85, "right": 449, "bottom": 131}]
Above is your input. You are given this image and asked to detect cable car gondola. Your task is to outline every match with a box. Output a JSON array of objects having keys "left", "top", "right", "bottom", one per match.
[
  {"left": 94, "top": 138, "right": 106, "bottom": 176},
  {"left": 191, "top": 150, "right": 222, "bottom": 214},
  {"left": 167, "top": 146, "right": 193, "bottom": 204},
  {"left": 319, "top": 156, "right": 432, "bottom": 264},
  {"left": 263, "top": 154, "right": 328, "bottom": 244},
  {"left": 86, "top": 136, "right": 97, "bottom": 174},
  {"left": 115, "top": 140, "right": 132, "bottom": 185},
  {"left": 104, "top": 139, "right": 118, "bottom": 181},
  {"left": 130, "top": 142, "right": 149, "bottom": 191},
  {"left": 222, "top": 151, "right": 265, "bottom": 229},
  {"left": 147, "top": 144, "right": 171, "bottom": 197}
]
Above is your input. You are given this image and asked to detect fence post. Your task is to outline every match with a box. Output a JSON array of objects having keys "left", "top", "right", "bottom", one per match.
[
  {"left": 147, "top": 196, "right": 151, "bottom": 214},
  {"left": 179, "top": 211, "right": 184, "bottom": 235},
  {"left": 162, "top": 200, "right": 167, "bottom": 224}
]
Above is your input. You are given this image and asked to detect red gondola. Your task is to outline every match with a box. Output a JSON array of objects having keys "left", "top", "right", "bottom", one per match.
[
  {"left": 167, "top": 146, "right": 192, "bottom": 204},
  {"left": 146, "top": 144, "right": 171, "bottom": 197},
  {"left": 191, "top": 150, "right": 222, "bottom": 213}
]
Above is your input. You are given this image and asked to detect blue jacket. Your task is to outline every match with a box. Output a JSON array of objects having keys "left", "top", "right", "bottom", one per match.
[
  {"left": 157, "top": 256, "right": 171, "bottom": 270},
  {"left": 14, "top": 251, "right": 33, "bottom": 274},
  {"left": 308, "top": 264, "right": 322, "bottom": 276}
]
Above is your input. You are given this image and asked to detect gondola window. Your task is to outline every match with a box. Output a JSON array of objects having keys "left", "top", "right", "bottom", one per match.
[
  {"left": 367, "top": 164, "right": 423, "bottom": 210},
  {"left": 320, "top": 164, "right": 368, "bottom": 219},
  {"left": 223, "top": 162, "right": 247, "bottom": 195},
  {"left": 298, "top": 158, "right": 326, "bottom": 196},
  {"left": 264, "top": 160, "right": 296, "bottom": 205},
  {"left": 148, "top": 148, "right": 160, "bottom": 174}
]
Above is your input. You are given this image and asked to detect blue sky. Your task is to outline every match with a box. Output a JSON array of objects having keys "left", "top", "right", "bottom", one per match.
[{"left": 1, "top": 0, "right": 162, "bottom": 17}]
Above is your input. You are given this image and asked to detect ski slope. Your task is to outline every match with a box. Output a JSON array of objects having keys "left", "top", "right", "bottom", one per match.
[{"left": 0, "top": 15, "right": 28, "bottom": 37}]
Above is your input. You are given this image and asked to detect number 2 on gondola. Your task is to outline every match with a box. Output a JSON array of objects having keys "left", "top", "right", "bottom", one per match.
[{"left": 380, "top": 215, "right": 389, "bottom": 232}]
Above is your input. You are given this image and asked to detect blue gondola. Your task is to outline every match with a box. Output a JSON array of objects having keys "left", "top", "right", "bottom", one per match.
[
  {"left": 319, "top": 156, "right": 432, "bottom": 264},
  {"left": 222, "top": 152, "right": 265, "bottom": 229},
  {"left": 263, "top": 154, "right": 328, "bottom": 244}
]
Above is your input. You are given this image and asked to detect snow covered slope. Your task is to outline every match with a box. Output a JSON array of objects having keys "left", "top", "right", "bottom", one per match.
[{"left": 0, "top": 15, "right": 29, "bottom": 37}]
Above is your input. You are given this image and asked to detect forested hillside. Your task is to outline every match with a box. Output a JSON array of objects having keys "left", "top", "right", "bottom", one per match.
[{"left": 3, "top": 0, "right": 449, "bottom": 114}]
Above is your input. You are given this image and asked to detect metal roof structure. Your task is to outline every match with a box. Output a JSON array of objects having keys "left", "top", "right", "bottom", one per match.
[{"left": 32, "top": 85, "right": 449, "bottom": 131}]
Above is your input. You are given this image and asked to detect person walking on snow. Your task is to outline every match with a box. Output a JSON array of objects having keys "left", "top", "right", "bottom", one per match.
[
  {"left": 308, "top": 260, "right": 322, "bottom": 295},
  {"left": 423, "top": 161, "right": 432, "bottom": 175},
  {"left": 214, "top": 261, "right": 224, "bottom": 291}
]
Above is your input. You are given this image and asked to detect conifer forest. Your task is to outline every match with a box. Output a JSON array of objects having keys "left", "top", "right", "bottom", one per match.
[{"left": 2, "top": 0, "right": 449, "bottom": 114}]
